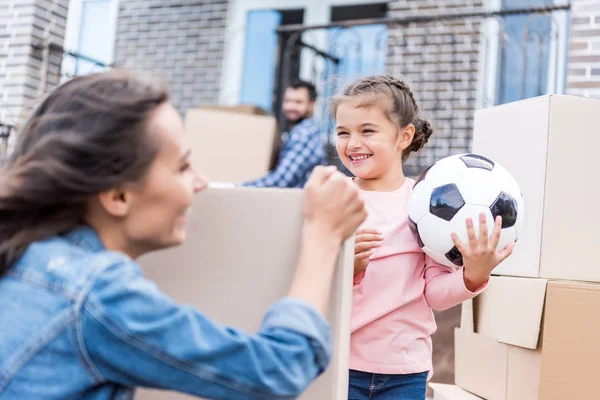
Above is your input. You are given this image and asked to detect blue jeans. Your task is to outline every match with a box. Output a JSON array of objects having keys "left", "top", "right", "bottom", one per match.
[{"left": 348, "top": 369, "right": 429, "bottom": 400}]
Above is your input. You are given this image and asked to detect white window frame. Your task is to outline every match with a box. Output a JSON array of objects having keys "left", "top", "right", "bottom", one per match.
[
  {"left": 219, "top": 0, "right": 387, "bottom": 106},
  {"left": 476, "top": 0, "right": 569, "bottom": 109},
  {"left": 64, "top": 0, "right": 120, "bottom": 67}
]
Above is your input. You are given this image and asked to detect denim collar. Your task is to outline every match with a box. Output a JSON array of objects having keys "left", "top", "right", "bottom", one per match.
[{"left": 63, "top": 226, "right": 106, "bottom": 253}]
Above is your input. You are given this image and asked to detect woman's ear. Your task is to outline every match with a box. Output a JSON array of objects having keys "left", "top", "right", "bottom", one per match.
[
  {"left": 397, "top": 124, "right": 416, "bottom": 151},
  {"left": 96, "top": 188, "right": 132, "bottom": 218}
]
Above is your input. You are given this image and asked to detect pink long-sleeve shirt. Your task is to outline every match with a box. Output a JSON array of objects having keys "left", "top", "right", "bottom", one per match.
[{"left": 350, "top": 178, "right": 485, "bottom": 375}]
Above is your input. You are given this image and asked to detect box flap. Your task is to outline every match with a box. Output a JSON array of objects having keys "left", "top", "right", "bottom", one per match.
[
  {"left": 429, "top": 383, "right": 483, "bottom": 400},
  {"left": 539, "top": 281, "right": 600, "bottom": 399},
  {"left": 454, "top": 328, "right": 507, "bottom": 400},
  {"left": 136, "top": 188, "right": 354, "bottom": 400},
  {"left": 184, "top": 108, "right": 276, "bottom": 182},
  {"left": 476, "top": 276, "right": 547, "bottom": 349}
]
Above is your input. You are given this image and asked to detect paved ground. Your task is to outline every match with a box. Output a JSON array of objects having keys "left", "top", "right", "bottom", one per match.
[{"left": 428, "top": 304, "right": 462, "bottom": 397}]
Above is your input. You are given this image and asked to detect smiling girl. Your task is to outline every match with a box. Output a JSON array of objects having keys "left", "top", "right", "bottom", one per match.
[{"left": 332, "top": 75, "right": 515, "bottom": 400}]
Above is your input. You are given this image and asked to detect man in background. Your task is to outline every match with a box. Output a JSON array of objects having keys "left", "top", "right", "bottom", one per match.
[{"left": 240, "top": 80, "right": 326, "bottom": 188}]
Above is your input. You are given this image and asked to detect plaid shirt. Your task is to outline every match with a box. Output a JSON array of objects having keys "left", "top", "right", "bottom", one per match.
[{"left": 242, "top": 118, "right": 326, "bottom": 188}]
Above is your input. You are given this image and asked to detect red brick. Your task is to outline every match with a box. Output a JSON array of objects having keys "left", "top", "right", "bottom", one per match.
[
  {"left": 572, "top": 16, "right": 592, "bottom": 25},
  {"left": 567, "top": 80, "right": 600, "bottom": 89},
  {"left": 570, "top": 41, "right": 589, "bottom": 51},
  {"left": 569, "top": 67, "right": 588, "bottom": 76},
  {"left": 417, "top": 3, "right": 440, "bottom": 10},
  {"left": 569, "top": 55, "right": 600, "bottom": 63},
  {"left": 572, "top": 28, "right": 600, "bottom": 38}
]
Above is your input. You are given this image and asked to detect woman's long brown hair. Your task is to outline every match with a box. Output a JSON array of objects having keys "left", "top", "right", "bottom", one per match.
[{"left": 0, "top": 69, "right": 169, "bottom": 274}]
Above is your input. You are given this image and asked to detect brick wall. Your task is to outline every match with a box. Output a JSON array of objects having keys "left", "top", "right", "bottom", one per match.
[
  {"left": 113, "top": 0, "right": 229, "bottom": 115},
  {"left": 0, "top": 0, "right": 69, "bottom": 132},
  {"left": 385, "top": 2, "right": 485, "bottom": 393},
  {"left": 386, "top": 0, "right": 484, "bottom": 177},
  {"left": 566, "top": 0, "right": 600, "bottom": 97}
]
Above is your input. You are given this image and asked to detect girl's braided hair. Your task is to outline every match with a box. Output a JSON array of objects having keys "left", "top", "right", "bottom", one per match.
[{"left": 331, "top": 75, "right": 433, "bottom": 162}]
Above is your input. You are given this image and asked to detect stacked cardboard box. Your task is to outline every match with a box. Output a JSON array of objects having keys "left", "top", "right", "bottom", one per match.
[
  {"left": 183, "top": 106, "right": 277, "bottom": 183},
  {"left": 430, "top": 95, "right": 600, "bottom": 399}
]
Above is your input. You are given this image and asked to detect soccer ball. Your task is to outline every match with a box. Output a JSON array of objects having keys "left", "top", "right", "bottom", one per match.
[{"left": 407, "top": 153, "right": 524, "bottom": 269}]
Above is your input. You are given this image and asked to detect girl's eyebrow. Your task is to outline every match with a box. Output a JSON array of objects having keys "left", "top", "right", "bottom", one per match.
[{"left": 336, "top": 122, "right": 380, "bottom": 130}]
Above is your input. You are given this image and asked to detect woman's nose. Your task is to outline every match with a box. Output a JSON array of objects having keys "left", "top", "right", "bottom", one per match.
[{"left": 193, "top": 171, "right": 209, "bottom": 193}]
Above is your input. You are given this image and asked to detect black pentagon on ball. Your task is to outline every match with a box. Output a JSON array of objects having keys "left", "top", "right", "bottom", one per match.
[
  {"left": 490, "top": 191, "right": 518, "bottom": 228},
  {"left": 459, "top": 153, "right": 495, "bottom": 171},
  {"left": 445, "top": 246, "right": 464, "bottom": 267},
  {"left": 408, "top": 217, "right": 424, "bottom": 248},
  {"left": 430, "top": 183, "right": 465, "bottom": 222}
]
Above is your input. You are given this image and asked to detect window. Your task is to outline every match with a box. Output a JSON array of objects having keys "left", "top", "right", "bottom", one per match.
[
  {"left": 478, "top": 0, "right": 569, "bottom": 107},
  {"left": 239, "top": 9, "right": 304, "bottom": 113},
  {"left": 221, "top": 0, "right": 388, "bottom": 115},
  {"left": 62, "top": 0, "right": 119, "bottom": 79},
  {"left": 325, "top": 4, "right": 387, "bottom": 105},
  {"left": 498, "top": 0, "right": 553, "bottom": 104}
]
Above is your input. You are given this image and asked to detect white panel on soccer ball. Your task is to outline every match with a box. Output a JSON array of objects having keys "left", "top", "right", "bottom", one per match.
[
  {"left": 455, "top": 168, "right": 502, "bottom": 207},
  {"left": 489, "top": 162, "right": 521, "bottom": 202},
  {"left": 423, "top": 155, "right": 469, "bottom": 189},
  {"left": 448, "top": 204, "right": 495, "bottom": 245},
  {"left": 496, "top": 225, "right": 517, "bottom": 253},
  {"left": 422, "top": 246, "right": 455, "bottom": 269},
  {"left": 416, "top": 213, "right": 455, "bottom": 256},
  {"left": 408, "top": 180, "right": 433, "bottom": 223}
]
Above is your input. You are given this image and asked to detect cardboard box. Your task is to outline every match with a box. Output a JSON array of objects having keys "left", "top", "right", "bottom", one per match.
[
  {"left": 455, "top": 276, "right": 600, "bottom": 399},
  {"left": 135, "top": 187, "right": 354, "bottom": 400},
  {"left": 472, "top": 95, "right": 600, "bottom": 282},
  {"left": 197, "top": 104, "right": 269, "bottom": 116},
  {"left": 429, "top": 383, "right": 482, "bottom": 400},
  {"left": 184, "top": 108, "right": 277, "bottom": 183}
]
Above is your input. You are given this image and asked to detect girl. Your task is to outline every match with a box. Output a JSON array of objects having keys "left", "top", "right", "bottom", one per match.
[
  {"left": 0, "top": 69, "right": 366, "bottom": 399},
  {"left": 332, "top": 75, "right": 514, "bottom": 400}
]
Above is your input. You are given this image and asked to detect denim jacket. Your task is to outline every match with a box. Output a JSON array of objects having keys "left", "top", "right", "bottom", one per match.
[{"left": 0, "top": 227, "right": 332, "bottom": 399}]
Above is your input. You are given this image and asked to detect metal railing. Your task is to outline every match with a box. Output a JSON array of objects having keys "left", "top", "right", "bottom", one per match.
[
  {"left": 0, "top": 43, "right": 112, "bottom": 160},
  {"left": 30, "top": 41, "right": 112, "bottom": 82},
  {"left": 273, "top": 3, "right": 571, "bottom": 176},
  {"left": 0, "top": 123, "right": 15, "bottom": 160}
]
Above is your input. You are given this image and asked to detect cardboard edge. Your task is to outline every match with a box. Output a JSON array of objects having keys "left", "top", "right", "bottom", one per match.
[
  {"left": 473, "top": 94, "right": 552, "bottom": 120},
  {"left": 331, "top": 237, "right": 355, "bottom": 399},
  {"left": 459, "top": 299, "right": 474, "bottom": 332},
  {"left": 185, "top": 107, "right": 275, "bottom": 122},
  {"left": 429, "top": 383, "right": 483, "bottom": 400}
]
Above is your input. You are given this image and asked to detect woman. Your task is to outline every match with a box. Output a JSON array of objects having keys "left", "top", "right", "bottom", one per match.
[{"left": 0, "top": 70, "right": 366, "bottom": 399}]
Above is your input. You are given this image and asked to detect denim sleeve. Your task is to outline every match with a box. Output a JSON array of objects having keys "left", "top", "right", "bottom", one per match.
[{"left": 79, "top": 258, "right": 332, "bottom": 399}]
